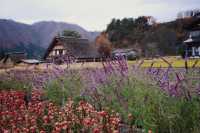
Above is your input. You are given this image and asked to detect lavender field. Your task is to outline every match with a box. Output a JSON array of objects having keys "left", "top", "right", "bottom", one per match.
[{"left": 0, "top": 58, "right": 200, "bottom": 133}]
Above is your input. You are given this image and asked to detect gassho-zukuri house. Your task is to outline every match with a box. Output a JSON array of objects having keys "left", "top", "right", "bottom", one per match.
[
  {"left": 183, "top": 13, "right": 200, "bottom": 58},
  {"left": 43, "top": 36, "right": 100, "bottom": 62}
]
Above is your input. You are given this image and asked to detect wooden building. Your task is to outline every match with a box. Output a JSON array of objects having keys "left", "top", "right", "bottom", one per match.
[
  {"left": 183, "top": 13, "right": 200, "bottom": 58},
  {"left": 0, "top": 52, "right": 26, "bottom": 68},
  {"left": 44, "top": 36, "right": 100, "bottom": 63}
]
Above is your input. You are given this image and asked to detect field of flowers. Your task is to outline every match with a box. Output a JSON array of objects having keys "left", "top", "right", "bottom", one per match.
[
  {"left": 0, "top": 57, "right": 200, "bottom": 133},
  {"left": 0, "top": 90, "right": 122, "bottom": 133}
]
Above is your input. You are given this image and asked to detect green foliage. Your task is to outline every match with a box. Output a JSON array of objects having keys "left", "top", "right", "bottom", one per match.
[
  {"left": 106, "top": 17, "right": 142, "bottom": 43},
  {"left": 1, "top": 43, "right": 45, "bottom": 59},
  {"left": 62, "top": 30, "right": 81, "bottom": 38},
  {"left": 44, "top": 73, "right": 83, "bottom": 106},
  {"left": 0, "top": 79, "right": 32, "bottom": 92},
  {"left": 44, "top": 73, "right": 200, "bottom": 132},
  {"left": 90, "top": 76, "right": 200, "bottom": 132},
  {"left": 142, "top": 26, "right": 177, "bottom": 56},
  {"left": 106, "top": 16, "right": 186, "bottom": 56}
]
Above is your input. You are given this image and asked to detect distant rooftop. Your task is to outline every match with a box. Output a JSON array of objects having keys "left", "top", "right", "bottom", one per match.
[{"left": 21, "top": 59, "right": 42, "bottom": 64}]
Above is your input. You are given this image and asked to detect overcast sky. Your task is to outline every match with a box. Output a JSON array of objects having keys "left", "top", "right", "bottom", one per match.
[{"left": 0, "top": 0, "right": 199, "bottom": 31}]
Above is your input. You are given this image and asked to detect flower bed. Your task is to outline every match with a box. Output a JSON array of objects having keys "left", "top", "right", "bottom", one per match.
[{"left": 0, "top": 90, "right": 121, "bottom": 133}]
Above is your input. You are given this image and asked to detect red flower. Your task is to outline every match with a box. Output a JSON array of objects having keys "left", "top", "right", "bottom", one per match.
[
  {"left": 98, "top": 111, "right": 107, "bottom": 117},
  {"left": 93, "top": 128, "right": 101, "bottom": 133}
]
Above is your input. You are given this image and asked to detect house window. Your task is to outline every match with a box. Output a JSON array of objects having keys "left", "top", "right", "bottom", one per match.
[
  {"left": 53, "top": 49, "right": 64, "bottom": 56},
  {"left": 59, "top": 50, "right": 63, "bottom": 55},
  {"left": 190, "top": 31, "right": 200, "bottom": 38},
  {"left": 192, "top": 47, "right": 195, "bottom": 56},
  {"left": 198, "top": 46, "right": 200, "bottom": 56},
  {"left": 56, "top": 50, "right": 59, "bottom": 55},
  {"left": 52, "top": 50, "right": 56, "bottom": 56}
]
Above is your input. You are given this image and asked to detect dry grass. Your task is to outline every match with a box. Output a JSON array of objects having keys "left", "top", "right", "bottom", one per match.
[
  {"left": 0, "top": 62, "right": 104, "bottom": 73},
  {"left": 128, "top": 56, "right": 200, "bottom": 68},
  {"left": 0, "top": 56, "right": 199, "bottom": 73}
]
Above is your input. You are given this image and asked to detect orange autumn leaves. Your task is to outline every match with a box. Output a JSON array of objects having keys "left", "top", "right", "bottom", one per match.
[{"left": 95, "top": 32, "right": 112, "bottom": 57}]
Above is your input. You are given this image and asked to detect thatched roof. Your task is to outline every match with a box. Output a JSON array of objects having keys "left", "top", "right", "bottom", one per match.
[{"left": 44, "top": 36, "right": 100, "bottom": 59}]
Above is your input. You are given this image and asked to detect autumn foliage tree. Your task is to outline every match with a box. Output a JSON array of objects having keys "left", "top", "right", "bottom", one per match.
[
  {"left": 95, "top": 32, "right": 112, "bottom": 57},
  {"left": 105, "top": 15, "right": 199, "bottom": 56}
]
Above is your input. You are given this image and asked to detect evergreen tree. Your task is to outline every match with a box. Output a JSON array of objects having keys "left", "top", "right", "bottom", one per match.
[{"left": 62, "top": 30, "right": 81, "bottom": 38}]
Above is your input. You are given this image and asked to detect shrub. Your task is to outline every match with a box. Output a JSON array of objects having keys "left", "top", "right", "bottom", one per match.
[
  {"left": 44, "top": 73, "right": 83, "bottom": 106},
  {"left": 0, "top": 79, "right": 32, "bottom": 92}
]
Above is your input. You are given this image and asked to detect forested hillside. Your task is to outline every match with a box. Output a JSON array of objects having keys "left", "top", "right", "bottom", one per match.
[{"left": 105, "top": 16, "right": 195, "bottom": 57}]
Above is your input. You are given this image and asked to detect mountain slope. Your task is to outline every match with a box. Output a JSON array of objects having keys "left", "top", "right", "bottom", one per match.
[
  {"left": 0, "top": 19, "right": 44, "bottom": 59},
  {"left": 0, "top": 19, "right": 100, "bottom": 59},
  {"left": 0, "top": 19, "right": 38, "bottom": 49},
  {"left": 32, "top": 21, "right": 99, "bottom": 48}
]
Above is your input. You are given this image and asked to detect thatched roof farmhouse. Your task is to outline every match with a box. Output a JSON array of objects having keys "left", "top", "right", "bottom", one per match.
[{"left": 44, "top": 36, "right": 100, "bottom": 62}]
